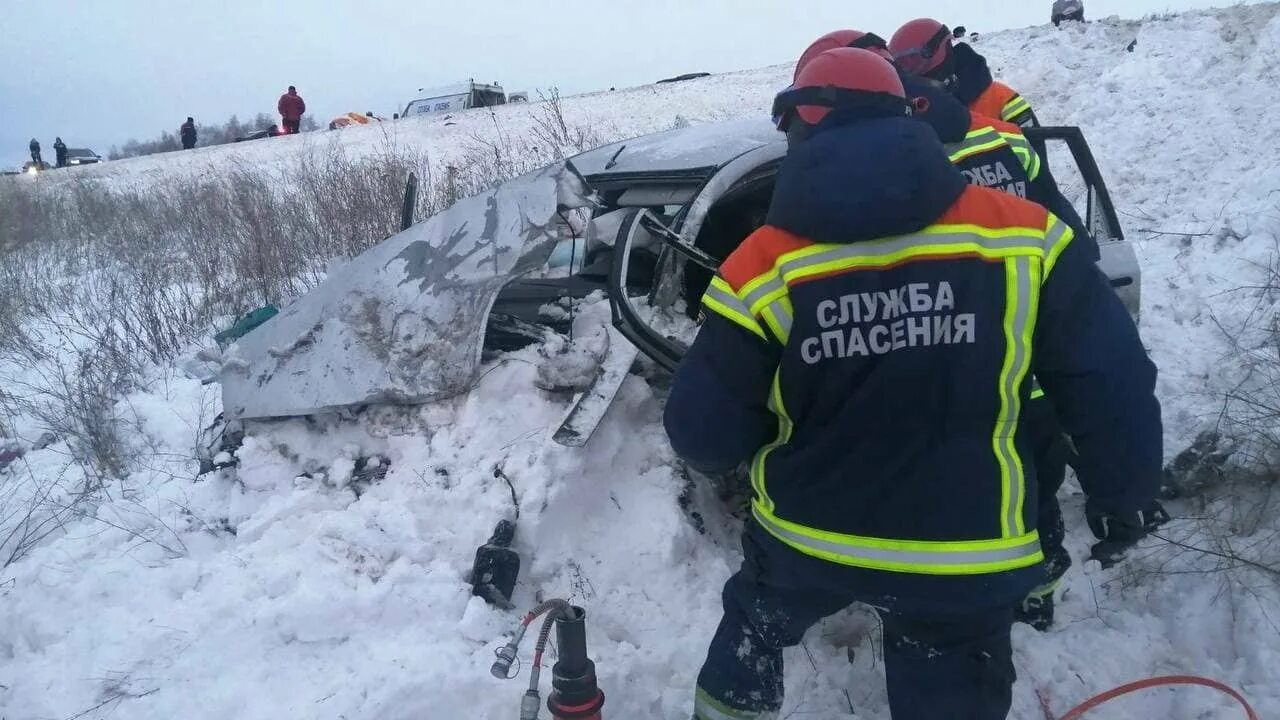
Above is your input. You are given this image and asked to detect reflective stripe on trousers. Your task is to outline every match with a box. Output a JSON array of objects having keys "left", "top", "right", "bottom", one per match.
[{"left": 694, "top": 687, "right": 778, "bottom": 720}]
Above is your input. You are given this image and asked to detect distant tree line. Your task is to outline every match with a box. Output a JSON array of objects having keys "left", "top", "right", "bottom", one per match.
[{"left": 107, "top": 113, "right": 321, "bottom": 160}]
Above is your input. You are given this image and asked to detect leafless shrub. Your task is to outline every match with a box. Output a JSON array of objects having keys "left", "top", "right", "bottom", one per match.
[
  {"left": 530, "top": 88, "right": 605, "bottom": 159},
  {"left": 1213, "top": 235, "right": 1280, "bottom": 474},
  {"left": 1136, "top": 230, "right": 1280, "bottom": 591},
  {"left": 0, "top": 458, "right": 87, "bottom": 569}
]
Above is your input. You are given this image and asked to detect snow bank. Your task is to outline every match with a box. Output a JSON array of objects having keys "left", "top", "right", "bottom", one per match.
[{"left": 4, "top": 4, "right": 1280, "bottom": 719}]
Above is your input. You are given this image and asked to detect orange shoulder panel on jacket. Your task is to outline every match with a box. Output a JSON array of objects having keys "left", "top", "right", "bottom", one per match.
[
  {"left": 938, "top": 185, "right": 1050, "bottom": 231},
  {"left": 987, "top": 116, "right": 1025, "bottom": 136},
  {"left": 966, "top": 111, "right": 1022, "bottom": 136},
  {"left": 967, "top": 111, "right": 997, "bottom": 132},
  {"left": 970, "top": 81, "right": 1019, "bottom": 122},
  {"left": 719, "top": 225, "right": 813, "bottom": 290}
]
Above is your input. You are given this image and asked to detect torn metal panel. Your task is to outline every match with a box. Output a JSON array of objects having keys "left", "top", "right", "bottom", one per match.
[{"left": 221, "top": 161, "right": 593, "bottom": 421}]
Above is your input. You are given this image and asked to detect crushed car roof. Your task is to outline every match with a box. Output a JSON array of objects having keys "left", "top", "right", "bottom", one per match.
[{"left": 570, "top": 117, "right": 781, "bottom": 178}]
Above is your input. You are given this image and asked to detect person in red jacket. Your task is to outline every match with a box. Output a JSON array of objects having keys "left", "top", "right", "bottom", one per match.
[{"left": 278, "top": 86, "right": 306, "bottom": 134}]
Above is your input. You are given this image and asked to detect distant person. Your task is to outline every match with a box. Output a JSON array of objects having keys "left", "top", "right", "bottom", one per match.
[
  {"left": 53, "top": 137, "right": 67, "bottom": 167},
  {"left": 29, "top": 138, "right": 41, "bottom": 166},
  {"left": 180, "top": 117, "right": 197, "bottom": 149},
  {"left": 278, "top": 86, "right": 306, "bottom": 135}
]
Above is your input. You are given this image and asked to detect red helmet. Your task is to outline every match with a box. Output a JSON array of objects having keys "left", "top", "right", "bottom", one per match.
[
  {"left": 772, "top": 47, "right": 908, "bottom": 131},
  {"left": 795, "top": 30, "right": 894, "bottom": 80},
  {"left": 889, "top": 18, "right": 955, "bottom": 77}
]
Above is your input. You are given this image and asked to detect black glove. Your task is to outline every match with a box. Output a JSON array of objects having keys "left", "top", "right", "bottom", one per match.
[{"left": 1086, "top": 501, "right": 1170, "bottom": 569}]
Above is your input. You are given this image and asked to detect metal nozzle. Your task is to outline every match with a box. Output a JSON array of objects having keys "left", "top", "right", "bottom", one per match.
[
  {"left": 492, "top": 642, "right": 519, "bottom": 679},
  {"left": 519, "top": 690, "right": 542, "bottom": 720}
]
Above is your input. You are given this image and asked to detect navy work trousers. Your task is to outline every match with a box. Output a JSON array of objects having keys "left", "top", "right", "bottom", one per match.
[{"left": 695, "top": 526, "right": 1017, "bottom": 720}]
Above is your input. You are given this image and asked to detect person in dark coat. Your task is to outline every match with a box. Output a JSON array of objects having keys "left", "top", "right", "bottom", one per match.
[
  {"left": 53, "top": 137, "right": 67, "bottom": 167},
  {"left": 29, "top": 138, "right": 42, "bottom": 165},
  {"left": 180, "top": 118, "right": 197, "bottom": 149},
  {"left": 277, "top": 86, "right": 306, "bottom": 134}
]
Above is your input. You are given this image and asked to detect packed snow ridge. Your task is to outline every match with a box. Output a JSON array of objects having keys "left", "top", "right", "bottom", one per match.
[{"left": 3, "top": 4, "right": 1280, "bottom": 719}]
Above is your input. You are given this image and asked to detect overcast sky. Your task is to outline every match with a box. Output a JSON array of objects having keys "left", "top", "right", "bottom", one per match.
[{"left": 0, "top": 0, "right": 1248, "bottom": 167}]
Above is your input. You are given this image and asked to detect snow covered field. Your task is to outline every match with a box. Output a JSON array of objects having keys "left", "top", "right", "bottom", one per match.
[{"left": 4, "top": 4, "right": 1280, "bottom": 718}]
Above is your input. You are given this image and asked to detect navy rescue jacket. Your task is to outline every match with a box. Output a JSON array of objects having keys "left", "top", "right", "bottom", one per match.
[
  {"left": 663, "top": 112, "right": 1161, "bottom": 612},
  {"left": 904, "top": 77, "right": 1095, "bottom": 258},
  {"left": 953, "top": 43, "right": 1040, "bottom": 128}
]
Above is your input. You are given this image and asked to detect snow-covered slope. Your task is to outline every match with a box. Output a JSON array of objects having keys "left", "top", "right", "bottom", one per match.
[{"left": 4, "top": 5, "right": 1280, "bottom": 719}]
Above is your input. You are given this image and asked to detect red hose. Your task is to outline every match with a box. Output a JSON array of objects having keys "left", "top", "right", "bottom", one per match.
[{"left": 1058, "top": 675, "right": 1259, "bottom": 720}]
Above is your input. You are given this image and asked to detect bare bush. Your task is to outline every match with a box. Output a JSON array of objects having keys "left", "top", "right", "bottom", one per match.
[
  {"left": 1, "top": 458, "right": 86, "bottom": 569},
  {"left": 530, "top": 88, "right": 605, "bottom": 159},
  {"left": 0, "top": 141, "right": 428, "bottom": 486},
  {"left": 1137, "top": 229, "right": 1280, "bottom": 589}
]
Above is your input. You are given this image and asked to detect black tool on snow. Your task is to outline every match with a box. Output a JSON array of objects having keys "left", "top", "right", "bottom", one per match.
[
  {"left": 546, "top": 606, "right": 606, "bottom": 720},
  {"left": 470, "top": 520, "right": 521, "bottom": 608},
  {"left": 491, "top": 600, "right": 605, "bottom": 720}
]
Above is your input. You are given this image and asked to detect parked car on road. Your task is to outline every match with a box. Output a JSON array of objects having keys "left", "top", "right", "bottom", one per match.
[{"left": 64, "top": 148, "right": 102, "bottom": 166}]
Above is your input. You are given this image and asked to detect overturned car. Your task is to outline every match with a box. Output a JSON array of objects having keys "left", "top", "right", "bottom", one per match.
[{"left": 213, "top": 116, "right": 1140, "bottom": 452}]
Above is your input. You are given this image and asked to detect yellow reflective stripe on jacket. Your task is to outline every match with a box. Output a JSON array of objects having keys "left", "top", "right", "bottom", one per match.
[
  {"left": 772, "top": 225, "right": 1049, "bottom": 286},
  {"left": 760, "top": 296, "right": 794, "bottom": 345},
  {"left": 734, "top": 220, "right": 1056, "bottom": 575},
  {"left": 703, "top": 276, "right": 767, "bottom": 340},
  {"left": 1000, "top": 131, "right": 1042, "bottom": 181},
  {"left": 740, "top": 273, "right": 788, "bottom": 318},
  {"left": 749, "top": 371, "right": 791, "bottom": 515},
  {"left": 1002, "top": 95, "right": 1033, "bottom": 123},
  {"left": 994, "top": 256, "right": 1040, "bottom": 538},
  {"left": 710, "top": 271, "right": 792, "bottom": 344},
  {"left": 945, "top": 128, "right": 1006, "bottom": 165},
  {"left": 753, "top": 504, "right": 1044, "bottom": 575},
  {"left": 1042, "top": 216, "right": 1074, "bottom": 279}
]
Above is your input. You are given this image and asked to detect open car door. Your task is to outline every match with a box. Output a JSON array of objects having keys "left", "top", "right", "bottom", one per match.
[
  {"left": 1025, "top": 127, "right": 1141, "bottom": 318},
  {"left": 608, "top": 125, "right": 1141, "bottom": 373}
]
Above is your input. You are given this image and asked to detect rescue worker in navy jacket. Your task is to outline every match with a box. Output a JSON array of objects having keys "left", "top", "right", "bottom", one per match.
[
  {"left": 796, "top": 30, "right": 1090, "bottom": 258},
  {"left": 796, "top": 30, "right": 1096, "bottom": 631},
  {"left": 891, "top": 18, "right": 1039, "bottom": 128},
  {"left": 891, "top": 63, "right": 1098, "bottom": 630},
  {"left": 665, "top": 47, "right": 1164, "bottom": 720}
]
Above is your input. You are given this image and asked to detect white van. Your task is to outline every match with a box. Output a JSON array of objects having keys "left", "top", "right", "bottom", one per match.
[{"left": 402, "top": 80, "right": 508, "bottom": 118}]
